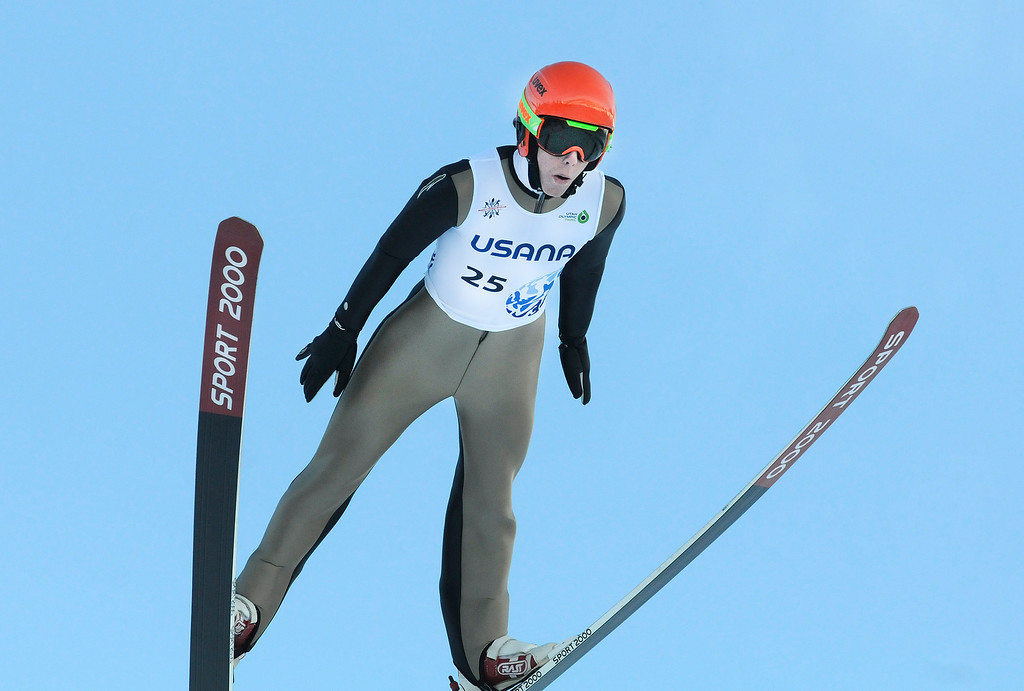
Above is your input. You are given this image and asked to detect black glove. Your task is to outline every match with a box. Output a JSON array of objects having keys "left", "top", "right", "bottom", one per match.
[
  {"left": 296, "top": 320, "right": 358, "bottom": 402},
  {"left": 558, "top": 337, "right": 591, "bottom": 405}
]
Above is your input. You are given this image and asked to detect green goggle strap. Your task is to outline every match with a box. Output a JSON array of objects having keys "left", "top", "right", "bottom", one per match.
[{"left": 518, "top": 92, "right": 544, "bottom": 136}]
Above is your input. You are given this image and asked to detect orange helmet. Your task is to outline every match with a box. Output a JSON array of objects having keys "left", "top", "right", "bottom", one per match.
[{"left": 516, "top": 61, "right": 616, "bottom": 169}]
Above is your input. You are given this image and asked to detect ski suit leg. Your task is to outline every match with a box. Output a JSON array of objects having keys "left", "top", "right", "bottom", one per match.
[
  {"left": 440, "top": 314, "right": 545, "bottom": 683},
  {"left": 236, "top": 288, "right": 481, "bottom": 646}
]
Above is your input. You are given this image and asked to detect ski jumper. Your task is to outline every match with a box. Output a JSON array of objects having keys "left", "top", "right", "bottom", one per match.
[{"left": 235, "top": 146, "right": 625, "bottom": 685}]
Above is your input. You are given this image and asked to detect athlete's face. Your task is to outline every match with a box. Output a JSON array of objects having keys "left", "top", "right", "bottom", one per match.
[{"left": 536, "top": 147, "right": 587, "bottom": 196}]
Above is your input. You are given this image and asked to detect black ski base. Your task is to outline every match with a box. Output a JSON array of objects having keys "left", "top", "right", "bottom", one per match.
[{"left": 190, "top": 412, "right": 243, "bottom": 689}]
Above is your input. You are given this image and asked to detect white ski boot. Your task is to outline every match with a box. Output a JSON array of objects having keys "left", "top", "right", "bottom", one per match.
[
  {"left": 449, "top": 635, "right": 561, "bottom": 690},
  {"left": 232, "top": 593, "right": 258, "bottom": 667}
]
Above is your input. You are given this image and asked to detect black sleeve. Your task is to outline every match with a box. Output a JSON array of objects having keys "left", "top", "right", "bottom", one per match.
[
  {"left": 557, "top": 178, "right": 625, "bottom": 345},
  {"left": 332, "top": 160, "right": 469, "bottom": 332}
]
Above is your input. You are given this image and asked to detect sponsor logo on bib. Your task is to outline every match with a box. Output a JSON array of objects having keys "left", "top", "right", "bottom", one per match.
[
  {"left": 471, "top": 235, "right": 576, "bottom": 262},
  {"left": 478, "top": 198, "right": 506, "bottom": 219},
  {"left": 558, "top": 209, "right": 590, "bottom": 224},
  {"left": 506, "top": 270, "right": 560, "bottom": 319}
]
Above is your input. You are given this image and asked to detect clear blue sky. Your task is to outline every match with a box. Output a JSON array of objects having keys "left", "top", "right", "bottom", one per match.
[{"left": 2, "top": 2, "right": 1021, "bottom": 689}]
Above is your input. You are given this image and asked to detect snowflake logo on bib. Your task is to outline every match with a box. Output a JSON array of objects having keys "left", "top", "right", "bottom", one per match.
[
  {"left": 506, "top": 270, "right": 560, "bottom": 319},
  {"left": 479, "top": 198, "right": 506, "bottom": 219}
]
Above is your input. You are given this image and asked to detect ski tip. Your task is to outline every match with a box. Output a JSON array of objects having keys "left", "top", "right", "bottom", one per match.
[
  {"left": 219, "top": 216, "right": 263, "bottom": 239},
  {"left": 892, "top": 306, "right": 920, "bottom": 333}
]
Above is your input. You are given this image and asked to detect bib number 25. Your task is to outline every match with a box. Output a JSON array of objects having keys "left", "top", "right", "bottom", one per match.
[{"left": 461, "top": 266, "right": 507, "bottom": 293}]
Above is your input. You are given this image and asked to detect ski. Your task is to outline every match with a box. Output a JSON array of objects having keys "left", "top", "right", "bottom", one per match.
[
  {"left": 508, "top": 306, "right": 919, "bottom": 691},
  {"left": 190, "top": 218, "right": 263, "bottom": 691}
]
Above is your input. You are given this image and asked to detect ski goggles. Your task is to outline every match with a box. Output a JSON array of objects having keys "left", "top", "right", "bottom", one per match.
[{"left": 518, "top": 94, "right": 613, "bottom": 162}]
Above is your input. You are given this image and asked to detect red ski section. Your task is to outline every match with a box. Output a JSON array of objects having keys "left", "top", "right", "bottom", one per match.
[
  {"left": 199, "top": 217, "right": 264, "bottom": 417},
  {"left": 754, "top": 306, "right": 919, "bottom": 488}
]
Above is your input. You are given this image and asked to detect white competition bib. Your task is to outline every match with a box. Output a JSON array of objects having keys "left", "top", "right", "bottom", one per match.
[{"left": 424, "top": 151, "right": 605, "bottom": 331}]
